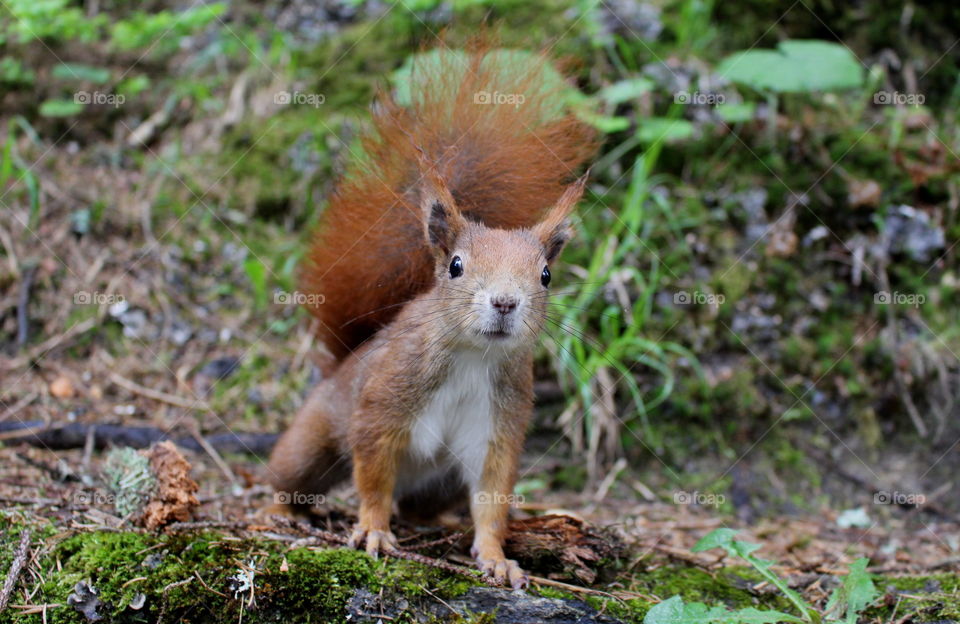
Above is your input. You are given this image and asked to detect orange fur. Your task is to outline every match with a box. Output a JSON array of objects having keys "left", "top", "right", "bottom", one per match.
[{"left": 299, "top": 42, "right": 597, "bottom": 360}]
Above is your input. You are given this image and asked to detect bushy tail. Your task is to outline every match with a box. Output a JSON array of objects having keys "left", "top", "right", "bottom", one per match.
[{"left": 300, "top": 42, "right": 598, "bottom": 362}]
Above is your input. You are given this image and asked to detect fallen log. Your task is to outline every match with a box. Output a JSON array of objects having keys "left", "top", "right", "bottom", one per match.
[{"left": 0, "top": 420, "right": 278, "bottom": 456}]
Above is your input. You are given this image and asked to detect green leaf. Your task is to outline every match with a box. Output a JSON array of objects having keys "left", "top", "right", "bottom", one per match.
[
  {"left": 577, "top": 110, "right": 631, "bottom": 133},
  {"left": 51, "top": 63, "right": 111, "bottom": 83},
  {"left": 691, "top": 530, "right": 817, "bottom": 623},
  {"left": 715, "top": 102, "right": 756, "bottom": 123},
  {"left": 118, "top": 75, "right": 151, "bottom": 97},
  {"left": 825, "top": 558, "right": 877, "bottom": 624},
  {"left": 692, "top": 528, "right": 739, "bottom": 552},
  {"left": 599, "top": 78, "right": 654, "bottom": 106},
  {"left": 39, "top": 99, "right": 84, "bottom": 117},
  {"left": 644, "top": 596, "right": 805, "bottom": 624},
  {"left": 734, "top": 608, "right": 806, "bottom": 624},
  {"left": 0, "top": 56, "right": 36, "bottom": 85},
  {"left": 718, "top": 40, "right": 863, "bottom": 93},
  {"left": 637, "top": 118, "right": 694, "bottom": 143},
  {"left": 243, "top": 258, "right": 268, "bottom": 308}
]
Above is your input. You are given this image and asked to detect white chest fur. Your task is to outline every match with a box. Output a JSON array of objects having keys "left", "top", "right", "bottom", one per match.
[{"left": 404, "top": 351, "right": 496, "bottom": 492}]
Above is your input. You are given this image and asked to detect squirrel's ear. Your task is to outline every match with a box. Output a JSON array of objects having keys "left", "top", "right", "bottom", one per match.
[
  {"left": 533, "top": 173, "right": 588, "bottom": 263},
  {"left": 421, "top": 174, "right": 465, "bottom": 256}
]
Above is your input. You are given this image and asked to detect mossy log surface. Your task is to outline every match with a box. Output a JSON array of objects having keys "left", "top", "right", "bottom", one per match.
[{"left": 1, "top": 522, "right": 957, "bottom": 624}]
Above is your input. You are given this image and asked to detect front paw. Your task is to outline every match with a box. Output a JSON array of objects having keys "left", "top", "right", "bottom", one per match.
[
  {"left": 347, "top": 525, "right": 398, "bottom": 559},
  {"left": 475, "top": 555, "right": 528, "bottom": 590}
]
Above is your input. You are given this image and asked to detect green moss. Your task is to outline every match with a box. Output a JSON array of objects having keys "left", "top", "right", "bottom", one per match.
[
  {"left": 382, "top": 559, "right": 476, "bottom": 599},
  {"left": 258, "top": 548, "right": 377, "bottom": 617},
  {"left": 869, "top": 574, "right": 960, "bottom": 621}
]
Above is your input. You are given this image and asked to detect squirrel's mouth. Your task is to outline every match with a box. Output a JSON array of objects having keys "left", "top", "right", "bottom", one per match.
[{"left": 478, "top": 329, "right": 511, "bottom": 340}]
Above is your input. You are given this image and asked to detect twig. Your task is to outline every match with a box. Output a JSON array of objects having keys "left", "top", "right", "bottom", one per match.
[
  {"left": 0, "top": 530, "right": 31, "bottom": 612},
  {"left": 0, "top": 392, "right": 37, "bottom": 424},
  {"left": 185, "top": 422, "right": 238, "bottom": 487},
  {"left": 16, "top": 264, "right": 37, "bottom": 349},
  {"left": 399, "top": 533, "right": 464, "bottom": 551},
  {"left": 108, "top": 372, "right": 208, "bottom": 410},
  {"left": 165, "top": 521, "right": 264, "bottom": 533},
  {"left": 529, "top": 574, "right": 637, "bottom": 603},
  {"left": 7, "top": 318, "right": 97, "bottom": 369},
  {"left": 0, "top": 496, "right": 62, "bottom": 506},
  {"left": 193, "top": 572, "right": 227, "bottom": 598}
]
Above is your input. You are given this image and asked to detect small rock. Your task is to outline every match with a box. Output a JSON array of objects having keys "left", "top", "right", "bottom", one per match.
[
  {"left": 199, "top": 356, "right": 241, "bottom": 381},
  {"left": 442, "top": 587, "right": 624, "bottom": 624},
  {"left": 837, "top": 507, "right": 872, "bottom": 529},
  {"left": 883, "top": 205, "right": 945, "bottom": 262},
  {"left": 50, "top": 375, "right": 76, "bottom": 399}
]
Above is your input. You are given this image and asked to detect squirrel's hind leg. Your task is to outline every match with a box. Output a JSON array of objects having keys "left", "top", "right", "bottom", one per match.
[{"left": 265, "top": 390, "right": 350, "bottom": 518}]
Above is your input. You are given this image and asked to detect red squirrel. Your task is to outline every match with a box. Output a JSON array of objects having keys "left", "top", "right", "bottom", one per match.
[{"left": 267, "top": 43, "right": 597, "bottom": 589}]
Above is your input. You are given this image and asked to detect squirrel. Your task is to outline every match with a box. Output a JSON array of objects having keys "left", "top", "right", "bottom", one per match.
[{"left": 266, "top": 42, "right": 597, "bottom": 589}]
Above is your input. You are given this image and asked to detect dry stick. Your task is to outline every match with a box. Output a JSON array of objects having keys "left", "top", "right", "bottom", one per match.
[
  {"left": 7, "top": 317, "right": 97, "bottom": 370},
  {"left": 108, "top": 372, "right": 208, "bottom": 410},
  {"left": 0, "top": 392, "right": 37, "bottom": 424},
  {"left": 15, "top": 264, "right": 37, "bottom": 348},
  {"left": 185, "top": 422, "right": 239, "bottom": 488},
  {"left": 0, "top": 529, "right": 31, "bottom": 613}
]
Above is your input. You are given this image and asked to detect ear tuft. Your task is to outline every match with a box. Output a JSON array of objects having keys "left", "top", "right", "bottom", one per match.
[
  {"left": 427, "top": 200, "right": 450, "bottom": 250},
  {"left": 421, "top": 172, "right": 465, "bottom": 256},
  {"left": 533, "top": 173, "right": 589, "bottom": 263}
]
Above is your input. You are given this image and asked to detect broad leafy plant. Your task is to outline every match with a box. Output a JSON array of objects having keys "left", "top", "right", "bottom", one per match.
[{"left": 644, "top": 529, "right": 878, "bottom": 624}]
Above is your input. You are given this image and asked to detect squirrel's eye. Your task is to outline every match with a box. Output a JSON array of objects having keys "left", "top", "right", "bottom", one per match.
[
  {"left": 449, "top": 256, "right": 464, "bottom": 278},
  {"left": 541, "top": 266, "right": 551, "bottom": 287}
]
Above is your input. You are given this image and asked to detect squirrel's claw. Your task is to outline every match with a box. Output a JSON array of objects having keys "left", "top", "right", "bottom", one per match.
[
  {"left": 477, "top": 556, "right": 528, "bottom": 590},
  {"left": 347, "top": 525, "right": 398, "bottom": 559}
]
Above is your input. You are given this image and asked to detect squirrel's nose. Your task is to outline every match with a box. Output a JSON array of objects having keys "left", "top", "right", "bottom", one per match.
[{"left": 490, "top": 294, "right": 518, "bottom": 315}]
